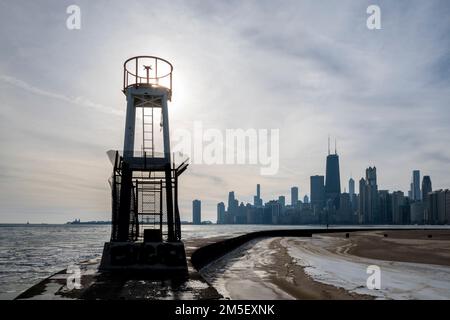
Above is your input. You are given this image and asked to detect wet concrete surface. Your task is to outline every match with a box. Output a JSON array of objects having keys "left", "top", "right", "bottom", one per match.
[{"left": 15, "top": 236, "right": 227, "bottom": 300}]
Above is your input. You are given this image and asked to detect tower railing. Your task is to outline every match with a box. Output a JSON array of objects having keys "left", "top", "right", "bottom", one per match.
[{"left": 123, "top": 56, "right": 173, "bottom": 99}]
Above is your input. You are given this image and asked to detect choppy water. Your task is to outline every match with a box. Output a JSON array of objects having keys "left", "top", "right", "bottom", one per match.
[
  {"left": 0, "top": 224, "right": 313, "bottom": 299},
  {"left": 1, "top": 224, "right": 446, "bottom": 299}
]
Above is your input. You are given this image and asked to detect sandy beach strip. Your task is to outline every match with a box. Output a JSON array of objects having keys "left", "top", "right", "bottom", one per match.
[
  {"left": 200, "top": 237, "right": 371, "bottom": 300},
  {"left": 201, "top": 230, "right": 450, "bottom": 300}
]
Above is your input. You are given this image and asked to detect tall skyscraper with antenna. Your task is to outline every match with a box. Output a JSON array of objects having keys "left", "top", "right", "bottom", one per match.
[{"left": 325, "top": 137, "right": 341, "bottom": 209}]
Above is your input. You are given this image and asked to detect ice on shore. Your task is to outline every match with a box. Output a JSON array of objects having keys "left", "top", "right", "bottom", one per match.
[
  {"left": 200, "top": 238, "right": 295, "bottom": 300},
  {"left": 281, "top": 237, "right": 450, "bottom": 300}
]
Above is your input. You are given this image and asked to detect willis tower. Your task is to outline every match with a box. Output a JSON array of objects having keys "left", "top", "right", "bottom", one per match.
[{"left": 325, "top": 137, "right": 341, "bottom": 209}]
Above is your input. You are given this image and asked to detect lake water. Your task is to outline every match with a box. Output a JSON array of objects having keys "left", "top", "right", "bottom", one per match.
[
  {"left": 0, "top": 224, "right": 317, "bottom": 299},
  {"left": 1, "top": 224, "right": 446, "bottom": 299}
]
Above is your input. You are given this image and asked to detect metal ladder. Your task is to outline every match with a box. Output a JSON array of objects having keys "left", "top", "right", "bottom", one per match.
[
  {"left": 142, "top": 107, "right": 154, "bottom": 157},
  {"left": 139, "top": 107, "right": 161, "bottom": 235}
]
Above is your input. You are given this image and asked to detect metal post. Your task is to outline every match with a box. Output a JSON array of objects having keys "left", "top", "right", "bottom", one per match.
[{"left": 123, "top": 91, "right": 136, "bottom": 159}]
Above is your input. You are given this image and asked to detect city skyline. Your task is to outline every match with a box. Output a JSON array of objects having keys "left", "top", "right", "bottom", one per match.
[
  {"left": 209, "top": 143, "right": 445, "bottom": 225},
  {"left": 1, "top": 1, "right": 449, "bottom": 223}
]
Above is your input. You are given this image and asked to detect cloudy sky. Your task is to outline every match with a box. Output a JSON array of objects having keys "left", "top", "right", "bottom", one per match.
[{"left": 0, "top": 0, "right": 449, "bottom": 223}]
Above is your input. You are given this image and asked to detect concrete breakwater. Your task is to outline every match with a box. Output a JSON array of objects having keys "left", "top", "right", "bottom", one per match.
[{"left": 190, "top": 227, "right": 421, "bottom": 270}]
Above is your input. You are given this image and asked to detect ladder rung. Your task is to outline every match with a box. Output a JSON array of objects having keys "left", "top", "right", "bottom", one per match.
[{"left": 138, "top": 213, "right": 161, "bottom": 216}]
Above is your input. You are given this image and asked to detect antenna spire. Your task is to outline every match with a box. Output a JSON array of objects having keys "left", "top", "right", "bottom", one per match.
[
  {"left": 328, "top": 135, "right": 330, "bottom": 155},
  {"left": 335, "top": 139, "right": 337, "bottom": 155}
]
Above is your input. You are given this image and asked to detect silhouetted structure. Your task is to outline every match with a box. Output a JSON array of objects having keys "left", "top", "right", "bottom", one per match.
[
  {"left": 217, "top": 202, "right": 225, "bottom": 224},
  {"left": 422, "top": 176, "right": 432, "bottom": 223},
  {"left": 100, "top": 56, "right": 188, "bottom": 274},
  {"left": 349, "top": 178, "right": 355, "bottom": 204},
  {"left": 325, "top": 139, "right": 341, "bottom": 209},
  {"left": 429, "top": 190, "right": 450, "bottom": 224},
  {"left": 254, "top": 184, "right": 263, "bottom": 207},
  {"left": 411, "top": 170, "right": 421, "bottom": 201},
  {"left": 378, "top": 190, "right": 392, "bottom": 224},
  {"left": 193, "top": 200, "right": 201, "bottom": 225},
  {"left": 215, "top": 146, "right": 448, "bottom": 226},
  {"left": 359, "top": 167, "right": 379, "bottom": 224},
  {"left": 291, "top": 187, "right": 299, "bottom": 207},
  {"left": 310, "top": 175, "right": 325, "bottom": 211},
  {"left": 392, "top": 191, "right": 405, "bottom": 224}
]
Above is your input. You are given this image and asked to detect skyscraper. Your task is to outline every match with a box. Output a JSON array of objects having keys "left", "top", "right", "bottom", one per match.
[
  {"left": 411, "top": 170, "right": 421, "bottom": 201},
  {"left": 392, "top": 191, "right": 405, "bottom": 224},
  {"left": 358, "top": 178, "right": 366, "bottom": 224},
  {"left": 217, "top": 202, "right": 225, "bottom": 224},
  {"left": 349, "top": 178, "right": 355, "bottom": 204},
  {"left": 325, "top": 140, "right": 341, "bottom": 209},
  {"left": 278, "top": 196, "right": 286, "bottom": 209},
  {"left": 310, "top": 175, "right": 325, "bottom": 210},
  {"left": 228, "top": 191, "right": 235, "bottom": 210},
  {"left": 422, "top": 176, "right": 432, "bottom": 202},
  {"left": 378, "top": 190, "right": 392, "bottom": 224},
  {"left": 253, "top": 184, "right": 263, "bottom": 207},
  {"left": 227, "top": 191, "right": 238, "bottom": 221},
  {"left": 422, "top": 175, "right": 432, "bottom": 223},
  {"left": 303, "top": 195, "right": 309, "bottom": 204},
  {"left": 291, "top": 187, "right": 299, "bottom": 207},
  {"left": 366, "top": 167, "right": 379, "bottom": 223},
  {"left": 193, "top": 199, "right": 201, "bottom": 225},
  {"left": 428, "top": 189, "right": 450, "bottom": 224},
  {"left": 359, "top": 167, "right": 379, "bottom": 224}
]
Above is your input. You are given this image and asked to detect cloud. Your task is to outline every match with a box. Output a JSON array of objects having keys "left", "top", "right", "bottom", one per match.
[
  {"left": 0, "top": 0, "right": 449, "bottom": 222},
  {"left": 0, "top": 74, "right": 123, "bottom": 116}
]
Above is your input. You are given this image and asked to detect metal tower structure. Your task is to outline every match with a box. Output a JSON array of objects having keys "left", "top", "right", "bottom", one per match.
[{"left": 100, "top": 56, "right": 188, "bottom": 274}]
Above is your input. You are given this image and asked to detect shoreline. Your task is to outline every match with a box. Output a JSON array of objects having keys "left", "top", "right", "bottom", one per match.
[{"left": 12, "top": 228, "right": 450, "bottom": 300}]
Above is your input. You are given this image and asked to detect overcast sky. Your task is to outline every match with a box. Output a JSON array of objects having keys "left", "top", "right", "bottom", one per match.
[{"left": 0, "top": 0, "right": 449, "bottom": 223}]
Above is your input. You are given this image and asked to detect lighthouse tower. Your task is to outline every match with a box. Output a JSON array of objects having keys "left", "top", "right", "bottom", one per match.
[{"left": 100, "top": 56, "right": 188, "bottom": 274}]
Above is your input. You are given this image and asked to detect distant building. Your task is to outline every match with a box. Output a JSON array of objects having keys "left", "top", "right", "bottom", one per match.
[
  {"left": 359, "top": 167, "right": 379, "bottom": 224},
  {"left": 422, "top": 176, "right": 432, "bottom": 202},
  {"left": 411, "top": 170, "right": 421, "bottom": 201},
  {"left": 410, "top": 202, "right": 425, "bottom": 224},
  {"left": 429, "top": 189, "right": 450, "bottom": 224},
  {"left": 193, "top": 200, "right": 201, "bottom": 225},
  {"left": 421, "top": 175, "right": 432, "bottom": 223},
  {"left": 278, "top": 196, "right": 286, "bottom": 212},
  {"left": 392, "top": 191, "right": 405, "bottom": 224},
  {"left": 336, "top": 193, "right": 353, "bottom": 224},
  {"left": 217, "top": 202, "right": 225, "bottom": 224},
  {"left": 358, "top": 178, "right": 366, "bottom": 224},
  {"left": 378, "top": 190, "right": 392, "bottom": 224},
  {"left": 266, "top": 200, "right": 281, "bottom": 224},
  {"left": 291, "top": 187, "right": 299, "bottom": 207},
  {"left": 303, "top": 195, "right": 309, "bottom": 204},
  {"left": 310, "top": 175, "right": 325, "bottom": 210},
  {"left": 227, "top": 191, "right": 238, "bottom": 222},
  {"left": 325, "top": 151, "right": 341, "bottom": 210},
  {"left": 349, "top": 178, "right": 355, "bottom": 205},
  {"left": 253, "top": 184, "right": 263, "bottom": 207},
  {"left": 236, "top": 202, "right": 247, "bottom": 224}
]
